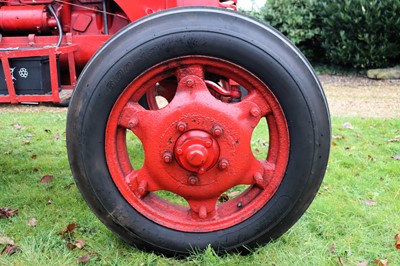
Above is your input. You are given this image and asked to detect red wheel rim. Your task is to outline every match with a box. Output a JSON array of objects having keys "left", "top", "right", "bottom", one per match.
[{"left": 105, "top": 56, "right": 289, "bottom": 232}]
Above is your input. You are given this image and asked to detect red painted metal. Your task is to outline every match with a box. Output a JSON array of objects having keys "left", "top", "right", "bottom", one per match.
[
  {"left": 0, "top": 0, "right": 226, "bottom": 104},
  {"left": 105, "top": 56, "right": 290, "bottom": 232},
  {"left": 0, "top": 5, "right": 57, "bottom": 33}
]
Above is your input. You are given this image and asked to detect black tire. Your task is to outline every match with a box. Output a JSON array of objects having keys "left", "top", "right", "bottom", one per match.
[{"left": 67, "top": 7, "right": 330, "bottom": 256}]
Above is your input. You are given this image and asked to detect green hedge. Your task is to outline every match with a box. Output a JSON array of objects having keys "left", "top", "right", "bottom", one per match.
[{"left": 252, "top": 0, "right": 400, "bottom": 68}]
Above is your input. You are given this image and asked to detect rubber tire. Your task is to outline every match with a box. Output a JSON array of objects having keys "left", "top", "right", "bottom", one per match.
[{"left": 67, "top": 7, "right": 330, "bottom": 256}]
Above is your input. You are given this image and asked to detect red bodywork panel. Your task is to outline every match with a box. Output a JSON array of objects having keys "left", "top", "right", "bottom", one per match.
[{"left": 0, "top": 0, "right": 236, "bottom": 103}]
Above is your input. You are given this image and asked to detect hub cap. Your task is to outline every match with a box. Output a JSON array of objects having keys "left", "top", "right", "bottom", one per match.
[{"left": 105, "top": 56, "right": 289, "bottom": 232}]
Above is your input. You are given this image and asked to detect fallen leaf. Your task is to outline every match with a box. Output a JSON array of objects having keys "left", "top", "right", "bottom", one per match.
[
  {"left": 332, "top": 135, "right": 346, "bottom": 139},
  {"left": 33, "top": 168, "right": 39, "bottom": 172},
  {"left": 44, "top": 129, "right": 51, "bottom": 133},
  {"left": 0, "top": 208, "right": 18, "bottom": 219},
  {"left": 31, "top": 154, "right": 37, "bottom": 159},
  {"left": 388, "top": 136, "right": 400, "bottom": 142},
  {"left": 368, "top": 155, "right": 376, "bottom": 162},
  {"left": 254, "top": 148, "right": 260, "bottom": 153},
  {"left": 374, "top": 259, "right": 388, "bottom": 266},
  {"left": 67, "top": 242, "right": 76, "bottom": 250},
  {"left": 75, "top": 240, "right": 87, "bottom": 249},
  {"left": 13, "top": 124, "right": 23, "bottom": 130},
  {"left": 40, "top": 175, "right": 54, "bottom": 183},
  {"left": 362, "top": 200, "right": 378, "bottom": 206},
  {"left": 395, "top": 234, "right": 400, "bottom": 250},
  {"left": 27, "top": 218, "right": 38, "bottom": 227},
  {"left": 345, "top": 146, "right": 351, "bottom": 150},
  {"left": 357, "top": 260, "right": 369, "bottom": 266},
  {"left": 332, "top": 141, "right": 337, "bottom": 146},
  {"left": 356, "top": 133, "right": 362, "bottom": 138},
  {"left": 0, "top": 236, "right": 14, "bottom": 245},
  {"left": 23, "top": 140, "right": 31, "bottom": 145},
  {"left": 329, "top": 244, "right": 336, "bottom": 253},
  {"left": 227, "top": 191, "right": 241, "bottom": 198},
  {"left": 1, "top": 245, "right": 20, "bottom": 256},
  {"left": 77, "top": 254, "right": 91, "bottom": 264},
  {"left": 61, "top": 223, "right": 77, "bottom": 238},
  {"left": 343, "top": 122, "right": 354, "bottom": 129},
  {"left": 392, "top": 155, "right": 400, "bottom": 160},
  {"left": 47, "top": 199, "right": 52, "bottom": 205},
  {"left": 4, "top": 150, "right": 12, "bottom": 155},
  {"left": 218, "top": 193, "right": 229, "bottom": 202},
  {"left": 338, "top": 256, "right": 344, "bottom": 266},
  {"left": 53, "top": 133, "right": 60, "bottom": 141}
]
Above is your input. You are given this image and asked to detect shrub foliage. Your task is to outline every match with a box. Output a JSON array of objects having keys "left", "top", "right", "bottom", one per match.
[{"left": 254, "top": 0, "right": 400, "bottom": 68}]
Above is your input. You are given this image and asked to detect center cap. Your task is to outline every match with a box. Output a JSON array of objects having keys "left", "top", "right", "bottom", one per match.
[{"left": 174, "top": 130, "right": 220, "bottom": 174}]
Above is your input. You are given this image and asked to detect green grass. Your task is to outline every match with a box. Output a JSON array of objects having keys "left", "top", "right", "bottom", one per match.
[{"left": 0, "top": 111, "right": 399, "bottom": 265}]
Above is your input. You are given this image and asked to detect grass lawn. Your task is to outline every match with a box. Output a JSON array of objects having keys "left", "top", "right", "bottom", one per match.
[{"left": 0, "top": 110, "right": 399, "bottom": 265}]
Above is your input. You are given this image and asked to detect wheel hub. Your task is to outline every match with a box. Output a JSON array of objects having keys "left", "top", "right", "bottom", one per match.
[{"left": 174, "top": 130, "right": 220, "bottom": 174}]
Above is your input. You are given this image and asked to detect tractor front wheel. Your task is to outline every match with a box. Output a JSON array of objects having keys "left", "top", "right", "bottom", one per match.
[{"left": 67, "top": 7, "right": 330, "bottom": 256}]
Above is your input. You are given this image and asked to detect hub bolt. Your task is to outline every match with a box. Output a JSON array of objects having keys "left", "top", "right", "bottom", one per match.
[
  {"left": 218, "top": 159, "right": 229, "bottom": 170},
  {"left": 128, "top": 118, "right": 139, "bottom": 129},
  {"left": 212, "top": 126, "right": 223, "bottom": 137},
  {"left": 205, "top": 139, "right": 212, "bottom": 148},
  {"left": 250, "top": 106, "right": 261, "bottom": 117},
  {"left": 188, "top": 175, "right": 199, "bottom": 185},
  {"left": 254, "top": 172, "right": 264, "bottom": 186},
  {"left": 199, "top": 206, "right": 207, "bottom": 219},
  {"left": 177, "top": 122, "right": 187, "bottom": 132},
  {"left": 163, "top": 152, "right": 173, "bottom": 164},
  {"left": 138, "top": 180, "right": 148, "bottom": 196},
  {"left": 186, "top": 79, "right": 194, "bottom": 88}
]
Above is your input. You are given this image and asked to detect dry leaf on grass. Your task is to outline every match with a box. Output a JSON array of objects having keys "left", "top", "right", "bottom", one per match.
[
  {"left": 0, "top": 208, "right": 18, "bottom": 219},
  {"left": 332, "top": 134, "right": 346, "bottom": 139},
  {"left": 61, "top": 223, "right": 77, "bottom": 238},
  {"left": 391, "top": 155, "right": 400, "bottom": 160},
  {"left": 77, "top": 254, "right": 91, "bottom": 264},
  {"left": 67, "top": 240, "right": 87, "bottom": 250},
  {"left": 374, "top": 259, "right": 388, "bottom": 266},
  {"left": 395, "top": 234, "right": 400, "bottom": 250},
  {"left": 338, "top": 256, "right": 344, "bottom": 266},
  {"left": 343, "top": 122, "right": 354, "bottom": 129},
  {"left": 1, "top": 245, "right": 20, "bottom": 256},
  {"left": 357, "top": 260, "right": 369, "bottom": 266},
  {"left": 13, "top": 124, "right": 23, "bottom": 130},
  {"left": 40, "top": 175, "right": 54, "bottom": 183},
  {"left": 361, "top": 200, "right": 377, "bottom": 206},
  {"left": 0, "top": 236, "right": 14, "bottom": 245},
  {"left": 27, "top": 218, "right": 38, "bottom": 227}
]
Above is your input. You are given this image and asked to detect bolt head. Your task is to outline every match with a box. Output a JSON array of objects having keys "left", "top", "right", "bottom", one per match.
[
  {"left": 128, "top": 117, "right": 139, "bottom": 129},
  {"left": 250, "top": 107, "right": 261, "bottom": 117},
  {"left": 177, "top": 122, "right": 187, "bottom": 132},
  {"left": 186, "top": 79, "right": 194, "bottom": 87},
  {"left": 205, "top": 140, "right": 212, "bottom": 148},
  {"left": 188, "top": 175, "right": 199, "bottom": 185},
  {"left": 163, "top": 152, "right": 173, "bottom": 164},
  {"left": 212, "top": 126, "right": 223, "bottom": 137},
  {"left": 218, "top": 159, "right": 229, "bottom": 170}
]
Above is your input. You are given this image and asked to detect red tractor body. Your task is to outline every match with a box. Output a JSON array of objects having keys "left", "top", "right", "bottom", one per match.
[{"left": 0, "top": 0, "right": 235, "bottom": 104}]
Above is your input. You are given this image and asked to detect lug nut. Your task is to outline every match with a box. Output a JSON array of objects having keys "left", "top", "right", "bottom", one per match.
[
  {"left": 250, "top": 106, "right": 261, "bottom": 117},
  {"left": 138, "top": 180, "right": 148, "bottom": 196},
  {"left": 205, "top": 139, "right": 212, "bottom": 148},
  {"left": 128, "top": 117, "right": 139, "bottom": 129},
  {"left": 163, "top": 152, "right": 173, "bottom": 164},
  {"left": 188, "top": 175, "right": 199, "bottom": 185},
  {"left": 177, "top": 148, "right": 183, "bottom": 155},
  {"left": 186, "top": 79, "right": 194, "bottom": 87},
  {"left": 212, "top": 126, "right": 223, "bottom": 137},
  {"left": 254, "top": 172, "right": 264, "bottom": 186},
  {"left": 199, "top": 206, "right": 207, "bottom": 219},
  {"left": 177, "top": 122, "right": 187, "bottom": 132},
  {"left": 218, "top": 159, "right": 229, "bottom": 170}
]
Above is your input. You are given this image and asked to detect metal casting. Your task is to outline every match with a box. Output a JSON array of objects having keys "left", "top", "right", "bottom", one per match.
[{"left": 105, "top": 56, "right": 289, "bottom": 232}]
